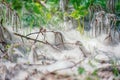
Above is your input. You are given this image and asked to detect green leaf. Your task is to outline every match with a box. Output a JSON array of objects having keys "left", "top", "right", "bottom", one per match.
[
  {"left": 33, "top": 2, "right": 42, "bottom": 14},
  {"left": 12, "top": 0, "right": 22, "bottom": 10},
  {"left": 92, "top": 70, "right": 98, "bottom": 76},
  {"left": 112, "top": 67, "right": 119, "bottom": 76},
  {"left": 78, "top": 67, "right": 86, "bottom": 74},
  {"left": 46, "top": 13, "right": 52, "bottom": 20}
]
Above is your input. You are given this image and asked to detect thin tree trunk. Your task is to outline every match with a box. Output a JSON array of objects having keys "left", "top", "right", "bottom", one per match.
[{"left": 59, "top": 0, "right": 69, "bottom": 21}]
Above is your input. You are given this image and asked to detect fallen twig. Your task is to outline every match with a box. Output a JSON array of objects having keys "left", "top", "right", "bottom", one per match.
[
  {"left": 14, "top": 33, "right": 46, "bottom": 44},
  {"left": 49, "top": 58, "right": 86, "bottom": 73},
  {"left": 14, "top": 33, "right": 61, "bottom": 51}
]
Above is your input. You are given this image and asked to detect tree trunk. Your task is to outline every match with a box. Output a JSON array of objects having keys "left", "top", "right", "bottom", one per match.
[{"left": 59, "top": 0, "right": 69, "bottom": 21}]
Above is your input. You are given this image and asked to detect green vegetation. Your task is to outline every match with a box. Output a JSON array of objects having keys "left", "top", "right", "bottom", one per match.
[
  {"left": 78, "top": 67, "right": 86, "bottom": 74},
  {"left": 1, "top": 0, "right": 119, "bottom": 29}
]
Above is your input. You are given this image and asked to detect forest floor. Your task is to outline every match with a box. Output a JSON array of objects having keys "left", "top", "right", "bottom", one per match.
[{"left": 0, "top": 26, "right": 120, "bottom": 80}]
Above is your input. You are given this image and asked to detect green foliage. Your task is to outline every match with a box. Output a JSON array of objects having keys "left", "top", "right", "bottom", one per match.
[
  {"left": 70, "top": 0, "right": 89, "bottom": 19},
  {"left": 69, "top": 0, "right": 106, "bottom": 19},
  {"left": 77, "top": 19, "right": 84, "bottom": 34},
  {"left": 111, "top": 61, "right": 120, "bottom": 76},
  {"left": 78, "top": 67, "right": 86, "bottom": 74},
  {"left": 70, "top": 5, "right": 88, "bottom": 19},
  {"left": 12, "top": 0, "right": 23, "bottom": 10},
  {"left": 0, "top": 0, "right": 119, "bottom": 30},
  {"left": 112, "top": 67, "right": 119, "bottom": 76},
  {"left": 5, "top": 44, "right": 10, "bottom": 49},
  {"left": 47, "top": 0, "right": 59, "bottom": 4},
  {"left": 92, "top": 69, "right": 98, "bottom": 76},
  {"left": 1, "top": 0, "right": 52, "bottom": 27},
  {"left": 116, "top": 2, "right": 120, "bottom": 13}
]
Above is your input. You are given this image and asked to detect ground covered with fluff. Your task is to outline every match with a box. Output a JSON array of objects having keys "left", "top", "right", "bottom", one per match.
[{"left": 0, "top": 26, "right": 120, "bottom": 80}]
